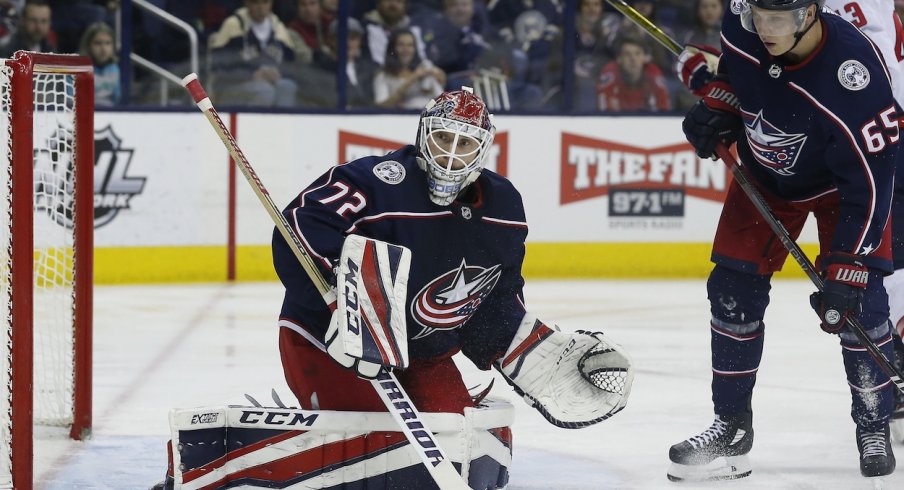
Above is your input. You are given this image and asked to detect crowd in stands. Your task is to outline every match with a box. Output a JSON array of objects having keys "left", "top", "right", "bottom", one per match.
[{"left": 2, "top": 0, "right": 885, "bottom": 113}]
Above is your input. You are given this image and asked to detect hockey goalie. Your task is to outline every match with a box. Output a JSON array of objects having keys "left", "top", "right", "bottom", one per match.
[{"left": 156, "top": 88, "right": 634, "bottom": 489}]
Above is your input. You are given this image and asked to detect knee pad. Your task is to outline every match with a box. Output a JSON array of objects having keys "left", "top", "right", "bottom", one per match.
[
  {"left": 163, "top": 398, "right": 514, "bottom": 489},
  {"left": 707, "top": 264, "right": 771, "bottom": 328}
]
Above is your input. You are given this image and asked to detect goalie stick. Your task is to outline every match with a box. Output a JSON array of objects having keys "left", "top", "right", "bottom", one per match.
[
  {"left": 603, "top": 0, "right": 904, "bottom": 395},
  {"left": 181, "top": 73, "right": 470, "bottom": 490}
]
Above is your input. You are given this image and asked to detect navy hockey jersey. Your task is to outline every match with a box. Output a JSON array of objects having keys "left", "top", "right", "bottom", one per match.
[
  {"left": 720, "top": 9, "right": 899, "bottom": 271},
  {"left": 273, "top": 145, "right": 528, "bottom": 369}
]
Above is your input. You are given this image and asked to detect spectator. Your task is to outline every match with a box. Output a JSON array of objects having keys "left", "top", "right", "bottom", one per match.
[
  {"left": 287, "top": 0, "right": 329, "bottom": 53},
  {"left": 571, "top": 0, "right": 615, "bottom": 109},
  {"left": 417, "top": 0, "right": 491, "bottom": 76},
  {"left": 320, "top": 0, "right": 337, "bottom": 24},
  {"left": 0, "top": 0, "right": 22, "bottom": 48},
  {"left": 673, "top": 0, "right": 723, "bottom": 111},
  {"left": 362, "top": 0, "right": 427, "bottom": 66},
  {"left": 208, "top": 0, "right": 299, "bottom": 107},
  {"left": 603, "top": 0, "right": 675, "bottom": 76},
  {"left": 80, "top": 21, "right": 119, "bottom": 106},
  {"left": 0, "top": 0, "right": 54, "bottom": 57},
  {"left": 681, "top": 0, "right": 722, "bottom": 47},
  {"left": 303, "top": 17, "right": 378, "bottom": 108},
  {"left": 46, "top": 0, "right": 109, "bottom": 53},
  {"left": 374, "top": 28, "right": 445, "bottom": 109},
  {"left": 596, "top": 35, "right": 671, "bottom": 112}
]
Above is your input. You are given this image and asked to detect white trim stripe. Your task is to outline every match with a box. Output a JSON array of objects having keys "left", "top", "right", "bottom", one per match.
[
  {"left": 721, "top": 32, "right": 760, "bottom": 66},
  {"left": 712, "top": 367, "right": 759, "bottom": 376},
  {"left": 710, "top": 325, "right": 761, "bottom": 342},
  {"left": 790, "top": 187, "right": 837, "bottom": 203},
  {"left": 291, "top": 209, "right": 332, "bottom": 269},
  {"left": 279, "top": 319, "right": 327, "bottom": 352},
  {"left": 345, "top": 211, "right": 455, "bottom": 233},
  {"left": 481, "top": 216, "right": 528, "bottom": 227},
  {"left": 848, "top": 378, "right": 892, "bottom": 393},
  {"left": 787, "top": 82, "right": 877, "bottom": 253}
]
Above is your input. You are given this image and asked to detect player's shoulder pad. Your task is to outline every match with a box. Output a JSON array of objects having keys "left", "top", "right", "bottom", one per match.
[{"left": 476, "top": 169, "right": 527, "bottom": 225}]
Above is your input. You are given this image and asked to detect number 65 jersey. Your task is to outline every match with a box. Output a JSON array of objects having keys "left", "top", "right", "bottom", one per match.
[
  {"left": 272, "top": 145, "right": 529, "bottom": 369},
  {"left": 720, "top": 8, "right": 900, "bottom": 271}
]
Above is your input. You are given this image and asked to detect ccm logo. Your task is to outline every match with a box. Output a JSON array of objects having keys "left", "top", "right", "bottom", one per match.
[{"left": 238, "top": 410, "right": 319, "bottom": 427}]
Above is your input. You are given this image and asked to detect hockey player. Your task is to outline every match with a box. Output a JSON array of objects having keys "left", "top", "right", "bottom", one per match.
[
  {"left": 271, "top": 88, "right": 634, "bottom": 488},
  {"left": 669, "top": 0, "right": 900, "bottom": 482},
  {"left": 679, "top": 0, "right": 904, "bottom": 447}
]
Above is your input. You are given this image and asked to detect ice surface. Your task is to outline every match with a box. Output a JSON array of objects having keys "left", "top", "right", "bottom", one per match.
[{"left": 34, "top": 280, "right": 904, "bottom": 489}]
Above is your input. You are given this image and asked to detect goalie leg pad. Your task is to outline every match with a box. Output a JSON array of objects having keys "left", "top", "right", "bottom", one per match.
[
  {"left": 163, "top": 399, "right": 514, "bottom": 489},
  {"left": 496, "top": 313, "right": 634, "bottom": 428}
]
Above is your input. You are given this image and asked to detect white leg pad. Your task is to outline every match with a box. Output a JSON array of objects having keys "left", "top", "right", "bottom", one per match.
[{"left": 164, "top": 398, "right": 514, "bottom": 489}]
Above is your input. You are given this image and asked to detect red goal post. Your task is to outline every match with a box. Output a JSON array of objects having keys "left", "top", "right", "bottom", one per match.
[{"left": 1, "top": 51, "right": 93, "bottom": 488}]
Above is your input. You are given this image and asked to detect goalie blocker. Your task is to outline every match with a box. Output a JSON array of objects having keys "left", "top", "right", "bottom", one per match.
[{"left": 156, "top": 399, "right": 513, "bottom": 490}]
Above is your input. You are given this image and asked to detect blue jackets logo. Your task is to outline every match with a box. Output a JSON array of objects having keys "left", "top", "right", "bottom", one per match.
[
  {"left": 743, "top": 111, "right": 807, "bottom": 176},
  {"left": 411, "top": 259, "right": 501, "bottom": 339}
]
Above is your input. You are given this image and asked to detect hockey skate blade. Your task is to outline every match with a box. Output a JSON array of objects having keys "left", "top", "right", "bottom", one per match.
[
  {"left": 666, "top": 455, "right": 752, "bottom": 482},
  {"left": 869, "top": 476, "right": 886, "bottom": 490}
]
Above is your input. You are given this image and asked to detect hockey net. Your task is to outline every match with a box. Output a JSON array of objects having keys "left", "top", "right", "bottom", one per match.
[{"left": 0, "top": 52, "right": 93, "bottom": 488}]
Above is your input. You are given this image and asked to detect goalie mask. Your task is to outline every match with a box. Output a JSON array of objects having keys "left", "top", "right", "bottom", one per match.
[{"left": 416, "top": 88, "right": 496, "bottom": 206}]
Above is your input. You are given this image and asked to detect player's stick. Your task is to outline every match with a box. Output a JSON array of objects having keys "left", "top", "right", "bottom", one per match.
[
  {"left": 604, "top": 0, "right": 904, "bottom": 395},
  {"left": 181, "top": 73, "right": 470, "bottom": 490}
]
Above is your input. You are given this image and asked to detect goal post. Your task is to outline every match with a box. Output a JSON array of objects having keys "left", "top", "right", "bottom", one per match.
[{"left": 1, "top": 51, "right": 94, "bottom": 489}]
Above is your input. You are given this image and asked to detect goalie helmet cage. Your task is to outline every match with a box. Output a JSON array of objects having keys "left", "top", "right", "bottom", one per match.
[{"left": 0, "top": 51, "right": 94, "bottom": 489}]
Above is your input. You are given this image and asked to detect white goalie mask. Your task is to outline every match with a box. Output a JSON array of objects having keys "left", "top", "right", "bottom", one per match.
[{"left": 415, "top": 88, "right": 496, "bottom": 206}]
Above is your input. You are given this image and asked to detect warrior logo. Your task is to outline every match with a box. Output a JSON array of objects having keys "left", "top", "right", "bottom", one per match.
[
  {"left": 743, "top": 111, "right": 807, "bottom": 176},
  {"left": 411, "top": 260, "right": 501, "bottom": 339},
  {"left": 94, "top": 126, "right": 146, "bottom": 227}
]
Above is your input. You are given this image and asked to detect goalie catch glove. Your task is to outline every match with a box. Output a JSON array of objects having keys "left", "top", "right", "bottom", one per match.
[
  {"left": 495, "top": 314, "right": 634, "bottom": 428},
  {"left": 325, "top": 235, "right": 412, "bottom": 379}
]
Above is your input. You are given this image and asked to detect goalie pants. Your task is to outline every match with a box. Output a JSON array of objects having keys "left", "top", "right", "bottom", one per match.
[
  {"left": 708, "top": 181, "right": 894, "bottom": 430},
  {"left": 279, "top": 325, "right": 475, "bottom": 413}
]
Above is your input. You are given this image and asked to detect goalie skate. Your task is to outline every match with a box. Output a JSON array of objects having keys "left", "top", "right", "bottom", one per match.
[{"left": 667, "top": 413, "right": 753, "bottom": 482}]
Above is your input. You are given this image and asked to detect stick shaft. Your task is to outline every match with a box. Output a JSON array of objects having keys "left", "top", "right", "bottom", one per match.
[{"left": 182, "top": 74, "right": 469, "bottom": 489}]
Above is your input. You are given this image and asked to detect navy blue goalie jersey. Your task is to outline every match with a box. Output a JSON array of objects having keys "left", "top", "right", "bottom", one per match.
[
  {"left": 720, "top": 9, "right": 899, "bottom": 271},
  {"left": 273, "top": 145, "right": 528, "bottom": 369}
]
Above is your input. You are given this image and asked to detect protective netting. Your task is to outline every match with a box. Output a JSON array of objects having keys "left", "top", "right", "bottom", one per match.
[
  {"left": 32, "top": 72, "right": 77, "bottom": 427},
  {"left": 0, "top": 67, "right": 78, "bottom": 486},
  {"left": 581, "top": 346, "right": 630, "bottom": 396},
  {"left": 0, "top": 64, "right": 12, "bottom": 488}
]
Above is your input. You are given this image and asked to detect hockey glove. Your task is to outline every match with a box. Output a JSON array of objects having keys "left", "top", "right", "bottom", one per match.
[
  {"left": 809, "top": 253, "right": 869, "bottom": 334},
  {"left": 495, "top": 314, "right": 634, "bottom": 428},
  {"left": 683, "top": 78, "right": 743, "bottom": 159},
  {"left": 676, "top": 44, "right": 720, "bottom": 96},
  {"left": 326, "top": 235, "right": 412, "bottom": 379}
]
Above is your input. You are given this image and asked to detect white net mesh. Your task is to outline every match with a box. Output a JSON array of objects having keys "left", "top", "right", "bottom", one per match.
[
  {"left": 0, "top": 64, "right": 12, "bottom": 488},
  {"left": 32, "top": 72, "right": 77, "bottom": 427},
  {"left": 0, "top": 65, "right": 80, "bottom": 486}
]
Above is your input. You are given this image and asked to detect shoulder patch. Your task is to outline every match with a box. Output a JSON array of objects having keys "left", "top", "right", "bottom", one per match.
[
  {"left": 373, "top": 160, "right": 406, "bottom": 184},
  {"left": 729, "top": 0, "right": 745, "bottom": 15},
  {"left": 837, "top": 60, "right": 870, "bottom": 91}
]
